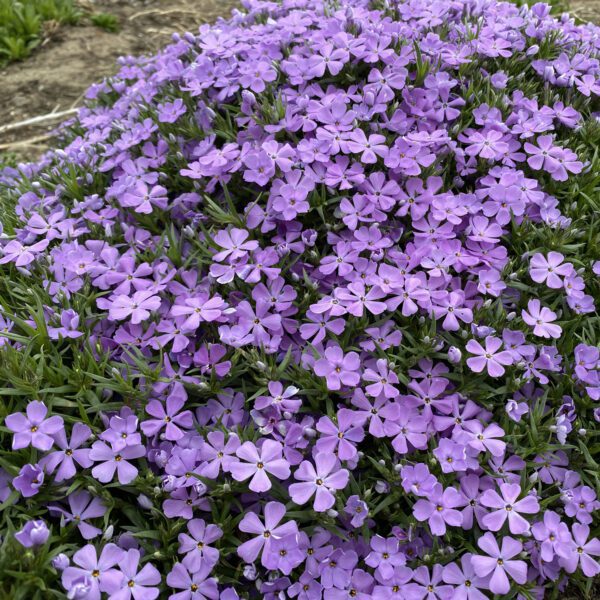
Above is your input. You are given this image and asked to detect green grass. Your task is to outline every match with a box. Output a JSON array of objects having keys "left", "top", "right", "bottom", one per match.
[
  {"left": 90, "top": 12, "right": 120, "bottom": 33},
  {"left": 0, "top": 0, "right": 81, "bottom": 66}
]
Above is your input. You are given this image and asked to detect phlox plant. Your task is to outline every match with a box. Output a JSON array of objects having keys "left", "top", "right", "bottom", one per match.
[{"left": 0, "top": 0, "right": 599, "bottom": 598}]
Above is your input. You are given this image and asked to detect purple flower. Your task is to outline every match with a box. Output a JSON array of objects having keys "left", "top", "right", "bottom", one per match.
[
  {"left": 560, "top": 524, "right": 600, "bottom": 577},
  {"left": 15, "top": 519, "right": 50, "bottom": 547},
  {"left": 346, "top": 129, "right": 389, "bottom": 164},
  {"left": 405, "top": 565, "right": 454, "bottom": 600},
  {"left": 101, "top": 415, "right": 141, "bottom": 450},
  {"left": 381, "top": 404, "right": 429, "bottom": 454},
  {"left": 47, "top": 309, "right": 83, "bottom": 339},
  {"left": 289, "top": 453, "right": 349, "bottom": 511},
  {"left": 254, "top": 381, "right": 302, "bottom": 414},
  {"left": 344, "top": 495, "right": 369, "bottom": 528},
  {"left": 261, "top": 534, "right": 305, "bottom": 575},
  {"left": 13, "top": 463, "right": 44, "bottom": 497},
  {"left": 365, "top": 535, "right": 405, "bottom": 580},
  {"left": 524, "top": 135, "right": 582, "bottom": 181},
  {"left": 229, "top": 440, "right": 290, "bottom": 493},
  {"left": 170, "top": 294, "right": 227, "bottom": 331},
  {"left": 442, "top": 554, "right": 488, "bottom": 600},
  {"left": 319, "top": 548, "right": 358, "bottom": 590},
  {"left": 100, "top": 290, "right": 161, "bottom": 324},
  {"left": 198, "top": 431, "right": 240, "bottom": 479},
  {"left": 413, "top": 483, "right": 463, "bottom": 535},
  {"left": 141, "top": 392, "right": 194, "bottom": 441},
  {"left": 401, "top": 463, "right": 438, "bottom": 497},
  {"left": 165, "top": 562, "right": 219, "bottom": 600},
  {"left": 522, "top": 299, "right": 562, "bottom": 339},
  {"left": 62, "top": 543, "right": 125, "bottom": 599},
  {"left": 314, "top": 346, "right": 361, "bottom": 390},
  {"left": 315, "top": 409, "right": 365, "bottom": 461},
  {"left": 470, "top": 533, "right": 527, "bottom": 595},
  {"left": 0, "top": 239, "right": 49, "bottom": 267},
  {"left": 236, "top": 501, "right": 298, "bottom": 566},
  {"left": 5, "top": 400, "right": 64, "bottom": 451},
  {"left": 531, "top": 510, "right": 573, "bottom": 562},
  {"left": 460, "top": 128, "right": 508, "bottom": 160},
  {"left": 239, "top": 60, "right": 277, "bottom": 93},
  {"left": 461, "top": 421, "right": 506, "bottom": 457},
  {"left": 466, "top": 336, "right": 513, "bottom": 377},
  {"left": 529, "top": 252, "right": 573, "bottom": 288},
  {"left": 178, "top": 519, "right": 222, "bottom": 572},
  {"left": 362, "top": 359, "right": 399, "bottom": 398},
  {"left": 40, "top": 422, "right": 92, "bottom": 481},
  {"left": 89, "top": 441, "right": 145, "bottom": 484},
  {"left": 49, "top": 490, "right": 106, "bottom": 539},
  {"left": 109, "top": 548, "right": 161, "bottom": 600},
  {"left": 480, "top": 483, "right": 540, "bottom": 534}
]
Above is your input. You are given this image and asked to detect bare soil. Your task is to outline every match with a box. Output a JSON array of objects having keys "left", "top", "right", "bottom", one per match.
[
  {"left": 571, "top": 0, "right": 600, "bottom": 23},
  {"left": 0, "top": 0, "right": 239, "bottom": 159}
]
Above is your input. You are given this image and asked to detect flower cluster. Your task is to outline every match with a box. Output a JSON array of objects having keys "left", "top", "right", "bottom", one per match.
[{"left": 0, "top": 0, "right": 599, "bottom": 598}]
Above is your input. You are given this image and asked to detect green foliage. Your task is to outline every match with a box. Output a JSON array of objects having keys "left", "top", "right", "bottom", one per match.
[{"left": 90, "top": 12, "right": 119, "bottom": 33}]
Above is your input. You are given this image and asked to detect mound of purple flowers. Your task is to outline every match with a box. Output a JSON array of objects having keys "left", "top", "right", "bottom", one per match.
[{"left": 1, "top": 0, "right": 599, "bottom": 597}]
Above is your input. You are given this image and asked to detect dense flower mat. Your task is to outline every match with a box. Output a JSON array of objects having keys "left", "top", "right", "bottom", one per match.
[{"left": 0, "top": 0, "right": 599, "bottom": 597}]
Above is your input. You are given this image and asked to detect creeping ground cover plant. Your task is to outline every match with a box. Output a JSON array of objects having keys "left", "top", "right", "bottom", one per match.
[{"left": 0, "top": 0, "right": 600, "bottom": 597}]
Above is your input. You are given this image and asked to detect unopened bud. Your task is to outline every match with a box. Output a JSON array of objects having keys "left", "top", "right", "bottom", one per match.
[
  {"left": 375, "top": 481, "right": 388, "bottom": 494},
  {"left": 52, "top": 553, "right": 70, "bottom": 571},
  {"left": 244, "top": 564, "right": 258, "bottom": 580},
  {"left": 138, "top": 494, "right": 153, "bottom": 509},
  {"left": 447, "top": 346, "right": 462, "bottom": 364}
]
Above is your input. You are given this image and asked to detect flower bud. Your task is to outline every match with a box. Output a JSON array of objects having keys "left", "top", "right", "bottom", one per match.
[
  {"left": 447, "top": 346, "right": 462, "bottom": 363},
  {"left": 326, "top": 509, "right": 338, "bottom": 518},
  {"left": 244, "top": 563, "right": 258, "bottom": 580},
  {"left": 375, "top": 481, "right": 389, "bottom": 494},
  {"left": 138, "top": 494, "right": 153, "bottom": 509},
  {"left": 52, "top": 553, "right": 70, "bottom": 571}
]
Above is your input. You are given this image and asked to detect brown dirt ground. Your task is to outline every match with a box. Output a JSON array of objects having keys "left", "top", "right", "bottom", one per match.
[
  {"left": 0, "top": 0, "right": 239, "bottom": 160},
  {"left": 570, "top": 0, "right": 600, "bottom": 23}
]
